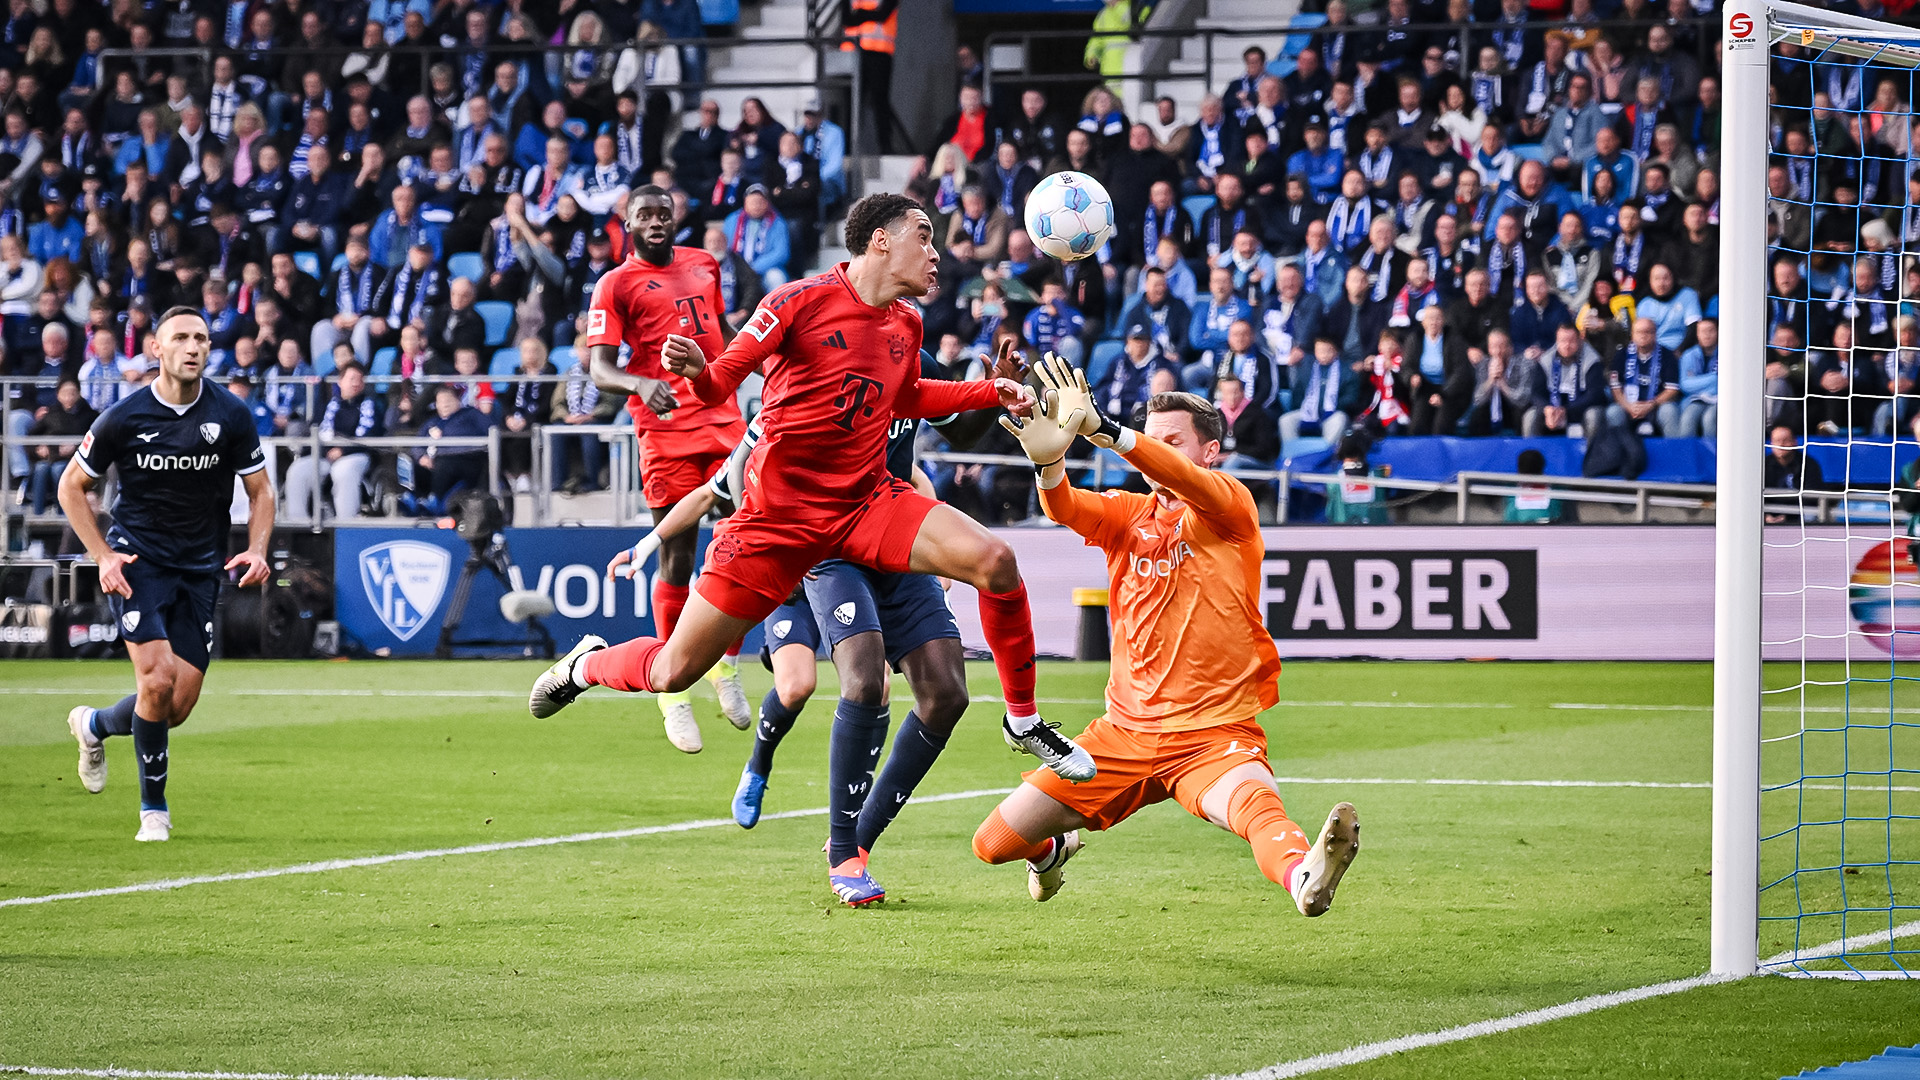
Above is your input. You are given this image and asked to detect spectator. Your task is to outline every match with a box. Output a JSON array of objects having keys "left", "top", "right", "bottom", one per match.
[
  {"left": 369, "top": 240, "right": 444, "bottom": 352},
  {"left": 284, "top": 362, "right": 384, "bottom": 522},
  {"left": 1472, "top": 329, "right": 1544, "bottom": 436},
  {"left": 1387, "top": 255, "right": 1441, "bottom": 329},
  {"left": 1296, "top": 219, "right": 1348, "bottom": 306},
  {"left": 703, "top": 224, "right": 763, "bottom": 330},
  {"left": 1266, "top": 175, "right": 1322, "bottom": 256},
  {"left": 1536, "top": 322, "right": 1609, "bottom": 438},
  {"left": 1208, "top": 320, "right": 1280, "bottom": 413},
  {"left": 524, "top": 136, "right": 580, "bottom": 227},
  {"left": 1196, "top": 173, "right": 1262, "bottom": 262},
  {"left": 722, "top": 184, "right": 791, "bottom": 291},
  {"left": 1216, "top": 229, "right": 1276, "bottom": 305},
  {"left": 1214, "top": 373, "right": 1279, "bottom": 471},
  {"left": 228, "top": 371, "right": 277, "bottom": 438},
  {"left": 798, "top": 97, "right": 847, "bottom": 216},
  {"left": 1023, "top": 279, "right": 1086, "bottom": 367},
  {"left": 1104, "top": 321, "right": 1175, "bottom": 422},
  {"left": 1134, "top": 236, "right": 1198, "bottom": 307},
  {"left": 1668, "top": 201, "right": 1719, "bottom": 303},
  {"left": 1677, "top": 316, "right": 1718, "bottom": 439},
  {"left": 549, "top": 356, "right": 612, "bottom": 495},
  {"left": 673, "top": 99, "right": 728, "bottom": 198},
  {"left": 27, "top": 190, "right": 80, "bottom": 265},
  {"left": 1189, "top": 266, "right": 1253, "bottom": 379},
  {"left": 1545, "top": 73, "right": 1606, "bottom": 175},
  {"left": 313, "top": 236, "right": 386, "bottom": 365},
  {"left": 1116, "top": 265, "right": 1192, "bottom": 365},
  {"left": 1108, "top": 123, "right": 1182, "bottom": 251},
  {"left": 405, "top": 382, "right": 492, "bottom": 515},
  {"left": 1607, "top": 316, "right": 1681, "bottom": 435},
  {"left": 1406, "top": 303, "right": 1472, "bottom": 436},
  {"left": 369, "top": 184, "right": 444, "bottom": 269},
  {"left": 1509, "top": 270, "right": 1575, "bottom": 361},
  {"left": 1280, "top": 335, "right": 1352, "bottom": 453},
  {"left": 702, "top": 148, "right": 747, "bottom": 225},
  {"left": 1541, "top": 211, "right": 1600, "bottom": 311},
  {"left": 1262, "top": 263, "right": 1322, "bottom": 372},
  {"left": 1805, "top": 322, "right": 1880, "bottom": 435},
  {"left": 428, "top": 275, "right": 488, "bottom": 358},
  {"left": 1183, "top": 94, "right": 1232, "bottom": 195},
  {"left": 1635, "top": 262, "right": 1700, "bottom": 352},
  {"left": 1289, "top": 122, "right": 1344, "bottom": 206},
  {"left": 22, "top": 373, "right": 91, "bottom": 511},
  {"left": 1764, "top": 423, "right": 1826, "bottom": 496}
]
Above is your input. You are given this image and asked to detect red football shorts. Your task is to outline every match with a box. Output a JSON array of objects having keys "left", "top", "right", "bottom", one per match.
[
  {"left": 695, "top": 478, "right": 939, "bottom": 624},
  {"left": 1024, "top": 716, "right": 1272, "bottom": 831},
  {"left": 639, "top": 418, "right": 747, "bottom": 509}
]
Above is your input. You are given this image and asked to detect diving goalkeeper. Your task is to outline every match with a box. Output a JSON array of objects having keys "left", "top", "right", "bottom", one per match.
[{"left": 971, "top": 355, "right": 1362, "bottom": 915}]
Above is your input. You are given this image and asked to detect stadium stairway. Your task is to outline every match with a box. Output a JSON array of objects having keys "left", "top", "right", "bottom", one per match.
[
  {"left": 1126, "top": 0, "right": 1307, "bottom": 121},
  {"left": 701, "top": 0, "right": 819, "bottom": 130}
]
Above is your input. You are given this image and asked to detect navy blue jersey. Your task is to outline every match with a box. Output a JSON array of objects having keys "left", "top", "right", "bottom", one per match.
[{"left": 73, "top": 381, "right": 266, "bottom": 572}]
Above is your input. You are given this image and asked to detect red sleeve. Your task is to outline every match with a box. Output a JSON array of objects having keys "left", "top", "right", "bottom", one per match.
[
  {"left": 895, "top": 375, "right": 1001, "bottom": 418},
  {"left": 691, "top": 293, "right": 787, "bottom": 404},
  {"left": 578, "top": 268, "right": 626, "bottom": 351}
]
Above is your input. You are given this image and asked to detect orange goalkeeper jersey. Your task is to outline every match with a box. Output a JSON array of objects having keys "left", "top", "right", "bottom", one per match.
[{"left": 1038, "top": 435, "right": 1281, "bottom": 732}]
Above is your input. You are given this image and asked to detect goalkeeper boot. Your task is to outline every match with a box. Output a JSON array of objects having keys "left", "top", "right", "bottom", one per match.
[
  {"left": 1002, "top": 714, "right": 1098, "bottom": 783},
  {"left": 134, "top": 809, "right": 170, "bottom": 843},
  {"left": 659, "top": 690, "right": 703, "bottom": 754},
  {"left": 1028, "top": 831, "right": 1082, "bottom": 902},
  {"left": 828, "top": 852, "right": 885, "bottom": 907},
  {"left": 529, "top": 635, "right": 607, "bottom": 718},
  {"left": 67, "top": 706, "right": 106, "bottom": 794},
  {"left": 707, "top": 656, "right": 752, "bottom": 730},
  {"left": 1292, "top": 802, "right": 1360, "bottom": 918},
  {"left": 732, "top": 764, "right": 768, "bottom": 829}
]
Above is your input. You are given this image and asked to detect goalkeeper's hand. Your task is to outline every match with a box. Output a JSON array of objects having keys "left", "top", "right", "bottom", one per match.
[
  {"left": 607, "top": 530, "right": 663, "bottom": 579},
  {"left": 998, "top": 384, "right": 1085, "bottom": 469},
  {"left": 1035, "top": 352, "right": 1134, "bottom": 451}
]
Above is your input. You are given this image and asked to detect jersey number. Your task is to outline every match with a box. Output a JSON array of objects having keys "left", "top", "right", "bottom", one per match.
[
  {"left": 832, "top": 374, "right": 886, "bottom": 433},
  {"left": 674, "top": 295, "right": 713, "bottom": 337}
]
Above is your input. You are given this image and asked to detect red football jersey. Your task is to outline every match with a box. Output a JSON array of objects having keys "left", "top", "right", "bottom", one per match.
[
  {"left": 690, "top": 263, "right": 1000, "bottom": 515},
  {"left": 579, "top": 247, "right": 744, "bottom": 432}
]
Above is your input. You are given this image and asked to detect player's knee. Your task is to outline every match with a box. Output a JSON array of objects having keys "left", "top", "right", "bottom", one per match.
[
  {"left": 779, "top": 670, "right": 817, "bottom": 708},
  {"left": 838, "top": 667, "right": 887, "bottom": 707},
  {"left": 980, "top": 540, "right": 1020, "bottom": 595},
  {"left": 915, "top": 681, "right": 969, "bottom": 734}
]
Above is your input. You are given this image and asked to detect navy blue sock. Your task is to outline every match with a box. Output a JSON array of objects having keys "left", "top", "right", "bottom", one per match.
[
  {"left": 856, "top": 711, "right": 950, "bottom": 853},
  {"left": 90, "top": 695, "right": 138, "bottom": 739},
  {"left": 748, "top": 688, "right": 802, "bottom": 778},
  {"left": 132, "top": 713, "right": 168, "bottom": 812},
  {"left": 827, "top": 698, "right": 889, "bottom": 866}
]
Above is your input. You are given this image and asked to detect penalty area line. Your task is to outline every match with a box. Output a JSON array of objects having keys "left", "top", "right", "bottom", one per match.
[{"left": 1214, "top": 922, "right": 1920, "bottom": 1079}]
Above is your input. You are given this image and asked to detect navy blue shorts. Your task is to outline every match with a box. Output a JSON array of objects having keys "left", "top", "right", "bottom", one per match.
[
  {"left": 759, "top": 595, "right": 822, "bottom": 670},
  {"left": 109, "top": 556, "right": 220, "bottom": 671},
  {"left": 804, "top": 560, "right": 960, "bottom": 671}
]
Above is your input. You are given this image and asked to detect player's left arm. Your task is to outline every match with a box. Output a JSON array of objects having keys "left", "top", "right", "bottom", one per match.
[
  {"left": 228, "top": 468, "right": 274, "bottom": 587},
  {"left": 896, "top": 337, "right": 1034, "bottom": 419}
]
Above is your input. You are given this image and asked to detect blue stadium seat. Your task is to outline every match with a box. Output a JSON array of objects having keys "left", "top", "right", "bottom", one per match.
[
  {"left": 370, "top": 346, "right": 399, "bottom": 388},
  {"left": 1511, "top": 143, "right": 1552, "bottom": 163},
  {"left": 550, "top": 345, "right": 580, "bottom": 372},
  {"left": 1087, "top": 340, "right": 1125, "bottom": 390},
  {"left": 448, "top": 252, "right": 485, "bottom": 284},
  {"left": 292, "top": 251, "right": 321, "bottom": 279},
  {"left": 490, "top": 346, "right": 522, "bottom": 392},
  {"left": 1265, "top": 13, "right": 1327, "bottom": 77},
  {"left": 331, "top": 253, "right": 349, "bottom": 273},
  {"left": 1182, "top": 194, "right": 1217, "bottom": 226},
  {"left": 311, "top": 345, "right": 337, "bottom": 378},
  {"left": 474, "top": 300, "right": 514, "bottom": 346}
]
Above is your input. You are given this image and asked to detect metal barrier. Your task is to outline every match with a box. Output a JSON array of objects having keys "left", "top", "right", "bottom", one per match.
[{"left": 981, "top": 15, "right": 1719, "bottom": 109}]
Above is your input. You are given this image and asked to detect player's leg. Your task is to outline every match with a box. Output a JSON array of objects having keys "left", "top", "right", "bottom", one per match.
[
  {"left": 125, "top": 637, "right": 186, "bottom": 841},
  {"left": 855, "top": 576, "right": 970, "bottom": 854},
  {"left": 972, "top": 717, "right": 1151, "bottom": 901},
  {"left": 974, "top": 782, "right": 1091, "bottom": 903},
  {"left": 903, "top": 501, "right": 1095, "bottom": 782},
  {"left": 735, "top": 603, "right": 820, "bottom": 828},
  {"left": 647, "top": 502, "right": 706, "bottom": 741},
  {"left": 821, "top": 627, "right": 892, "bottom": 904}
]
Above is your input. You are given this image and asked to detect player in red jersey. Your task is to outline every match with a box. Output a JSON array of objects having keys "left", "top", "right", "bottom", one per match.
[
  {"left": 532, "top": 194, "right": 1097, "bottom": 839},
  {"left": 577, "top": 187, "right": 753, "bottom": 753}
]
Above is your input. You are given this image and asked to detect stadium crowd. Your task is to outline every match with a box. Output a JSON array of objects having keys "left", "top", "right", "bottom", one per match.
[{"left": 0, "top": 0, "right": 1888, "bottom": 526}]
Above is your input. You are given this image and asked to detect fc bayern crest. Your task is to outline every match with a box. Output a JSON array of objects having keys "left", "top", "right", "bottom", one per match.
[
  {"left": 358, "top": 540, "right": 452, "bottom": 641},
  {"left": 199, "top": 422, "right": 222, "bottom": 444}
]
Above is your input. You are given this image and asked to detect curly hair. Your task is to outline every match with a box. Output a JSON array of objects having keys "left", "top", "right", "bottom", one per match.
[{"left": 843, "top": 192, "right": 924, "bottom": 256}]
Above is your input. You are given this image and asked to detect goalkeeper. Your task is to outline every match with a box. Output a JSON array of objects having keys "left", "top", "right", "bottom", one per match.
[{"left": 971, "top": 356, "right": 1362, "bottom": 915}]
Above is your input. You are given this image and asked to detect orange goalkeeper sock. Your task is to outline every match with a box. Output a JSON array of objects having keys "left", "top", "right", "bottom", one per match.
[
  {"left": 1226, "top": 780, "right": 1310, "bottom": 891},
  {"left": 972, "top": 807, "right": 1055, "bottom": 865}
]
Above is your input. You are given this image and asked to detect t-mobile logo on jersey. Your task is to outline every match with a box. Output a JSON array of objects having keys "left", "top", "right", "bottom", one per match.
[{"left": 832, "top": 373, "right": 885, "bottom": 432}]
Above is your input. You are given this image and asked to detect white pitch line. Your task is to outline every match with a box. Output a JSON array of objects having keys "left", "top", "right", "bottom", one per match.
[
  {"left": 1212, "top": 922, "right": 1920, "bottom": 1079},
  {"left": 0, "top": 788, "right": 1015, "bottom": 910},
  {"left": 0, "top": 1060, "right": 503, "bottom": 1068}
]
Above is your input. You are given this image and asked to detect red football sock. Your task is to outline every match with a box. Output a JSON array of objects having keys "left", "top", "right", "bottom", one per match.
[
  {"left": 971, "top": 807, "right": 1055, "bottom": 865},
  {"left": 723, "top": 636, "right": 741, "bottom": 662},
  {"left": 1226, "top": 780, "right": 1311, "bottom": 891},
  {"left": 582, "top": 637, "right": 667, "bottom": 693},
  {"left": 977, "top": 581, "right": 1038, "bottom": 718},
  {"left": 652, "top": 581, "right": 690, "bottom": 641}
]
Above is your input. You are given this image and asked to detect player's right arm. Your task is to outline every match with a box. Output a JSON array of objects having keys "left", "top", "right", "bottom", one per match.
[
  {"left": 59, "top": 415, "right": 135, "bottom": 598},
  {"left": 581, "top": 273, "right": 680, "bottom": 418}
]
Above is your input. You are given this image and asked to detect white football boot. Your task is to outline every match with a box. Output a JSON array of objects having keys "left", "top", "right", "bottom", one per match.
[
  {"left": 528, "top": 635, "right": 607, "bottom": 718},
  {"left": 1292, "top": 802, "right": 1360, "bottom": 917},
  {"left": 135, "top": 809, "right": 171, "bottom": 842},
  {"left": 67, "top": 706, "right": 106, "bottom": 794},
  {"left": 1028, "top": 831, "right": 1083, "bottom": 902}
]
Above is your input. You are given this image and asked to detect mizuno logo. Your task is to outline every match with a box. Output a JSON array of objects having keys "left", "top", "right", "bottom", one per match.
[
  {"left": 821, "top": 330, "right": 847, "bottom": 349},
  {"left": 135, "top": 432, "right": 159, "bottom": 443},
  {"left": 1137, "top": 527, "right": 1157, "bottom": 542}
]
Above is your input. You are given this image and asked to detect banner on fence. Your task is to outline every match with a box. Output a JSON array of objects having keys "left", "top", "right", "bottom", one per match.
[
  {"left": 333, "top": 527, "right": 760, "bottom": 658},
  {"left": 944, "top": 526, "right": 1869, "bottom": 662}
]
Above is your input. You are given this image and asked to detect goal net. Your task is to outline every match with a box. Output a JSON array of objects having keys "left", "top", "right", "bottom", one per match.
[{"left": 1724, "top": 0, "right": 1920, "bottom": 979}]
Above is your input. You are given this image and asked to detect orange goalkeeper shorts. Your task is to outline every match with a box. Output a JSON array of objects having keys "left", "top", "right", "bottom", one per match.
[{"left": 1023, "top": 715, "right": 1272, "bottom": 831}]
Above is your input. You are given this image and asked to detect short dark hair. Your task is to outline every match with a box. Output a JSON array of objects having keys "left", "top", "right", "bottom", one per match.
[
  {"left": 1146, "top": 390, "right": 1225, "bottom": 445},
  {"left": 631, "top": 183, "right": 671, "bottom": 203},
  {"left": 157, "top": 305, "right": 203, "bottom": 328},
  {"left": 335, "top": 361, "right": 367, "bottom": 379},
  {"left": 844, "top": 193, "right": 923, "bottom": 255}
]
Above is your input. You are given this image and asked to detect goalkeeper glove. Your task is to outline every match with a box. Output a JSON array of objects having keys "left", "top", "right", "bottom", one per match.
[
  {"left": 998, "top": 384, "right": 1086, "bottom": 472},
  {"left": 1035, "top": 352, "right": 1134, "bottom": 451}
]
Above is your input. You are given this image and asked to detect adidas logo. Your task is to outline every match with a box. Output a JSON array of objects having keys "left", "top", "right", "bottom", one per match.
[
  {"left": 820, "top": 330, "right": 848, "bottom": 349},
  {"left": 644, "top": 280, "right": 662, "bottom": 291}
]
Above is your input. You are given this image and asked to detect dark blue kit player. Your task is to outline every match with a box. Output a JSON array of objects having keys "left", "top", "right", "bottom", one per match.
[{"left": 58, "top": 306, "right": 275, "bottom": 843}]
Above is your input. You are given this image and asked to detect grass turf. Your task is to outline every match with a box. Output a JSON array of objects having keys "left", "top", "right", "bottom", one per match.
[{"left": 0, "top": 659, "right": 1915, "bottom": 1079}]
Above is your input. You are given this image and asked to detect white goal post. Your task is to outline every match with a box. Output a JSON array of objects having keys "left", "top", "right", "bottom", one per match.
[{"left": 1717, "top": 0, "right": 1920, "bottom": 979}]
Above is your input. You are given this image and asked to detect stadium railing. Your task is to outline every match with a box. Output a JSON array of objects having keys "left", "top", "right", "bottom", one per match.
[{"left": 979, "top": 15, "right": 1718, "bottom": 108}]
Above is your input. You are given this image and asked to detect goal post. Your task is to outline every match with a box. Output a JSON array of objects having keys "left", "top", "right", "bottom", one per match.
[{"left": 1719, "top": 0, "right": 1920, "bottom": 980}]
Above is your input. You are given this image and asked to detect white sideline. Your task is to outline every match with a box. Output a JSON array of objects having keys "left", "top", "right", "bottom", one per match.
[{"left": 1213, "top": 920, "right": 1920, "bottom": 1079}]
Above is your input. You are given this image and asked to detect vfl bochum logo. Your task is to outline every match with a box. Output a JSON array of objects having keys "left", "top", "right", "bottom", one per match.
[{"left": 359, "top": 541, "right": 451, "bottom": 641}]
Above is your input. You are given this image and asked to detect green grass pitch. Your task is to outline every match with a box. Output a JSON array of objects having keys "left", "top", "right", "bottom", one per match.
[{"left": 1, "top": 658, "right": 1915, "bottom": 1079}]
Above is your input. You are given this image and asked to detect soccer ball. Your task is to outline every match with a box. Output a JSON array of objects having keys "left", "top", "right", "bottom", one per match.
[{"left": 1024, "top": 171, "right": 1115, "bottom": 262}]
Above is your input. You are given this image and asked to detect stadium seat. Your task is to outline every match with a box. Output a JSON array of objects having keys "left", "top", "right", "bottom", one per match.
[
  {"left": 448, "top": 252, "right": 485, "bottom": 284},
  {"left": 1511, "top": 143, "right": 1552, "bottom": 163},
  {"left": 331, "top": 253, "right": 349, "bottom": 273},
  {"left": 490, "top": 346, "right": 522, "bottom": 393},
  {"left": 1265, "top": 13, "right": 1327, "bottom": 78},
  {"left": 370, "top": 347, "right": 399, "bottom": 388},
  {"left": 474, "top": 301, "right": 514, "bottom": 346},
  {"left": 550, "top": 345, "right": 580, "bottom": 372},
  {"left": 292, "top": 251, "right": 321, "bottom": 279},
  {"left": 1087, "top": 340, "right": 1125, "bottom": 390},
  {"left": 1182, "top": 194, "right": 1217, "bottom": 225},
  {"left": 311, "top": 345, "right": 337, "bottom": 378}
]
